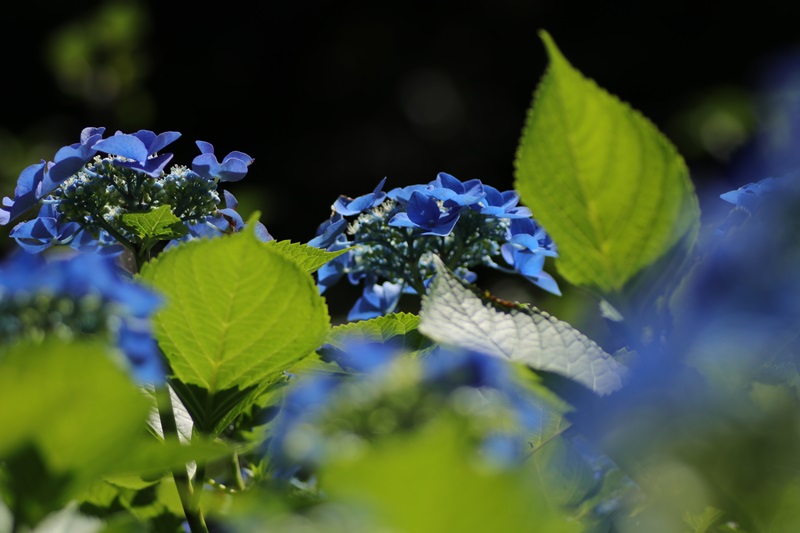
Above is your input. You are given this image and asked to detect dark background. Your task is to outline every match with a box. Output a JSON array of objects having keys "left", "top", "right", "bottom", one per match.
[{"left": 3, "top": 0, "right": 800, "bottom": 320}]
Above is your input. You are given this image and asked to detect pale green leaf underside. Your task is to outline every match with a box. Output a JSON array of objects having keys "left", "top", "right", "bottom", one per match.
[
  {"left": 266, "top": 240, "right": 349, "bottom": 274},
  {"left": 419, "top": 257, "right": 626, "bottom": 395},
  {"left": 140, "top": 228, "right": 330, "bottom": 393},
  {"left": 120, "top": 204, "right": 187, "bottom": 240},
  {"left": 514, "top": 30, "right": 700, "bottom": 293}
]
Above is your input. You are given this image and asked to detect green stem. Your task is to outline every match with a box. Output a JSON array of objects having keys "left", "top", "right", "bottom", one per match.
[
  {"left": 232, "top": 451, "right": 246, "bottom": 491},
  {"left": 156, "top": 386, "right": 209, "bottom": 533},
  {"left": 96, "top": 218, "right": 137, "bottom": 255}
]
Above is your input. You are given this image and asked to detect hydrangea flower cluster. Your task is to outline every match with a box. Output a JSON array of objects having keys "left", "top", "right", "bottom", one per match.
[
  {"left": 267, "top": 344, "right": 548, "bottom": 479},
  {"left": 0, "top": 251, "right": 163, "bottom": 383},
  {"left": 310, "top": 172, "right": 560, "bottom": 320},
  {"left": 0, "top": 127, "right": 270, "bottom": 258}
]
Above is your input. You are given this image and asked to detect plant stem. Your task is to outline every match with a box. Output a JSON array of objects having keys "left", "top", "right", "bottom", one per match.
[
  {"left": 232, "top": 451, "right": 246, "bottom": 491},
  {"left": 156, "top": 386, "right": 209, "bottom": 533}
]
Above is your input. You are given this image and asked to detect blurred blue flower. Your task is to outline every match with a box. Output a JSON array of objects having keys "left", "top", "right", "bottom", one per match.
[
  {"left": 8, "top": 203, "right": 82, "bottom": 253},
  {"left": 192, "top": 140, "right": 253, "bottom": 182},
  {"left": 267, "top": 347, "right": 547, "bottom": 478},
  {"left": 0, "top": 251, "right": 164, "bottom": 383}
]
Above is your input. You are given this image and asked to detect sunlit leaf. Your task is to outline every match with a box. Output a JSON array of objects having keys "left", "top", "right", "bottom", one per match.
[
  {"left": 514, "top": 30, "right": 700, "bottom": 295},
  {"left": 139, "top": 224, "right": 330, "bottom": 393}
]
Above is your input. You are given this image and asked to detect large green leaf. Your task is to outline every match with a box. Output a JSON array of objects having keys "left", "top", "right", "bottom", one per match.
[
  {"left": 419, "top": 257, "right": 626, "bottom": 395},
  {"left": 514, "top": 30, "right": 700, "bottom": 295},
  {"left": 139, "top": 225, "right": 330, "bottom": 393}
]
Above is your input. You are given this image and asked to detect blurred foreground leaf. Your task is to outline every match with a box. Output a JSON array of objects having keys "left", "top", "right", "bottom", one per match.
[{"left": 319, "top": 415, "right": 581, "bottom": 533}]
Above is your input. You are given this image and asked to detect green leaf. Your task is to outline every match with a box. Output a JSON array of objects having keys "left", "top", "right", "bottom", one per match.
[
  {"left": 419, "top": 257, "right": 626, "bottom": 395},
  {"left": 119, "top": 205, "right": 188, "bottom": 242},
  {"left": 0, "top": 339, "right": 153, "bottom": 527},
  {"left": 139, "top": 224, "right": 330, "bottom": 393},
  {"left": 514, "top": 30, "right": 700, "bottom": 295},
  {"left": 265, "top": 239, "right": 349, "bottom": 274},
  {"left": 326, "top": 312, "right": 435, "bottom": 355},
  {"left": 319, "top": 415, "right": 581, "bottom": 533}
]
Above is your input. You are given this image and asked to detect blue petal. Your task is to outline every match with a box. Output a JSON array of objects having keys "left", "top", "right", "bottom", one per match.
[
  {"left": 147, "top": 131, "right": 181, "bottom": 154},
  {"left": 191, "top": 152, "right": 221, "bottom": 180},
  {"left": 80, "top": 126, "right": 106, "bottom": 143},
  {"left": 253, "top": 221, "right": 274, "bottom": 242},
  {"left": 94, "top": 134, "right": 149, "bottom": 162},
  {"left": 116, "top": 153, "right": 174, "bottom": 177},
  {"left": 195, "top": 140, "right": 215, "bottom": 154},
  {"left": 387, "top": 212, "right": 418, "bottom": 228},
  {"left": 116, "top": 323, "right": 166, "bottom": 384},
  {"left": 526, "top": 270, "right": 561, "bottom": 296},
  {"left": 221, "top": 151, "right": 253, "bottom": 165},
  {"left": 216, "top": 158, "right": 250, "bottom": 182},
  {"left": 406, "top": 191, "right": 441, "bottom": 227},
  {"left": 421, "top": 209, "right": 460, "bottom": 236}
]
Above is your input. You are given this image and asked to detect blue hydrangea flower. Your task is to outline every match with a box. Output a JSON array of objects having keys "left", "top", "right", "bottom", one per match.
[
  {"left": 165, "top": 190, "right": 273, "bottom": 249},
  {"left": 309, "top": 172, "right": 560, "bottom": 320},
  {"left": 1, "top": 127, "right": 267, "bottom": 257},
  {"left": 0, "top": 251, "right": 164, "bottom": 383},
  {"left": 191, "top": 141, "right": 254, "bottom": 182}
]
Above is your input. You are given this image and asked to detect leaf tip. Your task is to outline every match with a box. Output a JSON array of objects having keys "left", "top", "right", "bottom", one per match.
[{"left": 537, "top": 29, "right": 567, "bottom": 67}]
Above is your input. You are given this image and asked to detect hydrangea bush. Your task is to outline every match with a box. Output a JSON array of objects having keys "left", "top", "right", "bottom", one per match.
[{"left": 1, "top": 30, "right": 799, "bottom": 533}]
